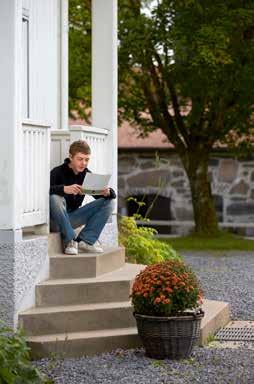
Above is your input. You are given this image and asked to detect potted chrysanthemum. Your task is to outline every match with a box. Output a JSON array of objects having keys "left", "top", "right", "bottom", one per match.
[{"left": 131, "top": 259, "right": 204, "bottom": 359}]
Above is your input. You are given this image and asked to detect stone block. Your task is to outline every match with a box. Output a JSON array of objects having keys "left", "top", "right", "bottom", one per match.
[
  {"left": 243, "top": 162, "right": 254, "bottom": 168},
  {"left": 230, "top": 197, "right": 245, "bottom": 202},
  {"left": 118, "top": 177, "right": 125, "bottom": 189},
  {"left": 209, "top": 158, "right": 219, "bottom": 167},
  {"left": 118, "top": 196, "right": 126, "bottom": 208},
  {"left": 171, "top": 179, "right": 185, "bottom": 188},
  {"left": 229, "top": 180, "right": 249, "bottom": 195},
  {"left": 139, "top": 160, "right": 156, "bottom": 170},
  {"left": 208, "top": 171, "right": 213, "bottom": 182},
  {"left": 175, "top": 207, "right": 194, "bottom": 221},
  {"left": 127, "top": 170, "right": 170, "bottom": 188},
  {"left": 169, "top": 157, "right": 182, "bottom": 167},
  {"left": 176, "top": 188, "right": 186, "bottom": 194},
  {"left": 218, "top": 159, "right": 238, "bottom": 183},
  {"left": 172, "top": 170, "right": 185, "bottom": 178},
  {"left": 226, "top": 202, "right": 254, "bottom": 215},
  {"left": 118, "top": 156, "right": 137, "bottom": 174}
]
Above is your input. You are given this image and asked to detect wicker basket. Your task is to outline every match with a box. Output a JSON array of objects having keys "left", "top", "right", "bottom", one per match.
[{"left": 134, "top": 309, "right": 204, "bottom": 359}]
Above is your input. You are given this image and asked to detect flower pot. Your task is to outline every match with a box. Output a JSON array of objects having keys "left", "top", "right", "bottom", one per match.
[{"left": 134, "top": 309, "right": 204, "bottom": 359}]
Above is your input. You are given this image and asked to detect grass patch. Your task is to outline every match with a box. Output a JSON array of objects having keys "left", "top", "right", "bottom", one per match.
[{"left": 161, "top": 232, "right": 254, "bottom": 251}]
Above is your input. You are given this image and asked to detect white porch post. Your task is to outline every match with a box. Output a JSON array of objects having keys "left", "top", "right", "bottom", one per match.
[
  {"left": 0, "top": 0, "right": 22, "bottom": 237},
  {"left": 69, "top": 0, "right": 118, "bottom": 246},
  {"left": 92, "top": 0, "right": 118, "bottom": 207},
  {"left": 59, "top": 0, "right": 69, "bottom": 131}
]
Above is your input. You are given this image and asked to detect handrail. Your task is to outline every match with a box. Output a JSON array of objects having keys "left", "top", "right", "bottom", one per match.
[
  {"left": 22, "top": 119, "right": 51, "bottom": 128},
  {"left": 69, "top": 125, "right": 109, "bottom": 135}
]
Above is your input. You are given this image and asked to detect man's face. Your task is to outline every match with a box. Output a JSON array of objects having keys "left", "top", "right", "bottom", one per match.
[{"left": 69, "top": 152, "right": 90, "bottom": 174}]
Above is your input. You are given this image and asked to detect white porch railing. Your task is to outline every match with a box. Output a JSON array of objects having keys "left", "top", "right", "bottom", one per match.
[
  {"left": 70, "top": 125, "right": 109, "bottom": 174},
  {"left": 51, "top": 125, "right": 109, "bottom": 174},
  {"left": 21, "top": 120, "right": 50, "bottom": 227}
]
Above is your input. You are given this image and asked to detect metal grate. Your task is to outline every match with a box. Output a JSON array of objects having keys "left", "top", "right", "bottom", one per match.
[{"left": 215, "top": 327, "right": 254, "bottom": 342}]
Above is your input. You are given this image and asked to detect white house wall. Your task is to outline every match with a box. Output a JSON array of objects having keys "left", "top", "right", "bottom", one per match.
[{"left": 22, "top": 0, "right": 59, "bottom": 128}]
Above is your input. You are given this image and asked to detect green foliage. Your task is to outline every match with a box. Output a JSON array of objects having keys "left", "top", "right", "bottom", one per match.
[
  {"left": 131, "top": 260, "right": 203, "bottom": 316},
  {"left": 119, "top": 0, "right": 254, "bottom": 146},
  {"left": 119, "top": 213, "right": 181, "bottom": 265},
  {"left": 69, "top": 0, "right": 91, "bottom": 123},
  {"left": 0, "top": 322, "right": 53, "bottom": 384},
  {"left": 162, "top": 231, "right": 254, "bottom": 251}
]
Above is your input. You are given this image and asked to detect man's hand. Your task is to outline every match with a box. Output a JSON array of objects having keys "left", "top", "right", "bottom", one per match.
[
  {"left": 64, "top": 184, "right": 82, "bottom": 195},
  {"left": 102, "top": 187, "right": 110, "bottom": 197}
]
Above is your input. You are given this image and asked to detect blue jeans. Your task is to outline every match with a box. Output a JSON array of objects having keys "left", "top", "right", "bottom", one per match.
[{"left": 50, "top": 194, "right": 114, "bottom": 245}]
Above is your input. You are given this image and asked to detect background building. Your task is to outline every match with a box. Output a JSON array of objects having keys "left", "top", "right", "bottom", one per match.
[{"left": 118, "top": 124, "right": 254, "bottom": 236}]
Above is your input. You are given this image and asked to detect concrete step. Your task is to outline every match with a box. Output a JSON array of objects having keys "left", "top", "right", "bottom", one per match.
[
  {"left": 48, "top": 233, "right": 63, "bottom": 255},
  {"left": 26, "top": 327, "right": 141, "bottom": 359},
  {"left": 35, "top": 263, "right": 145, "bottom": 307},
  {"left": 200, "top": 299, "right": 231, "bottom": 344},
  {"left": 50, "top": 247, "right": 125, "bottom": 279},
  {"left": 25, "top": 299, "right": 230, "bottom": 359},
  {"left": 19, "top": 301, "right": 136, "bottom": 336}
]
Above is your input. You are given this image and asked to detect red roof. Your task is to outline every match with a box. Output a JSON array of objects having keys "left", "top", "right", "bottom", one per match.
[{"left": 118, "top": 121, "right": 173, "bottom": 149}]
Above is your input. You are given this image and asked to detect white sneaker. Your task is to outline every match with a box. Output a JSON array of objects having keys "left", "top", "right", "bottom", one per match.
[
  {"left": 64, "top": 240, "right": 78, "bottom": 255},
  {"left": 78, "top": 241, "right": 103, "bottom": 253}
]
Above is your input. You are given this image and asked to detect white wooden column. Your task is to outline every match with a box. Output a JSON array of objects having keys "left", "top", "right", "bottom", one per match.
[
  {"left": 0, "top": 0, "right": 22, "bottom": 236},
  {"left": 60, "top": 0, "right": 69, "bottom": 131},
  {"left": 92, "top": 0, "right": 118, "bottom": 212}
]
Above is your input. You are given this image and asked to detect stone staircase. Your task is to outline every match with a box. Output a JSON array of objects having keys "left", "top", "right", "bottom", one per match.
[
  {"left": 19, "top": 234, "right": 230, "bottom": 359},
  {"left": 19, "top": 234, "right": 144, "bottom": 359}
]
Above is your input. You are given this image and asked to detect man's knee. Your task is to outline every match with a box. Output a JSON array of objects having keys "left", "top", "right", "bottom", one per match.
[
  {"left": 50, "top": 194, "right": 66, "bottom": 211},
  {"left": 104, "top": 198, "right": 115, "bottom": 213}
]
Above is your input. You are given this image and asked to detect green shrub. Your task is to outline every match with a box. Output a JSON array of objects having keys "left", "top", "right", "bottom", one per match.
[
  {"left": 119, "top": 215, "right": 181, "bottom": 265},
  {"left": 0, "top": 322, "right": 53, "bottom": 384}
]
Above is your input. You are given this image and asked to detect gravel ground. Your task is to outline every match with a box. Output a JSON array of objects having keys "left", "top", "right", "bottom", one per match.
[
  {"left": 34, "top": 251, "right": 254, "bottom": 383},
  {"left": 36, "top": 345, "right": 254, "bottom": 384},
  {"left": 182, "top": 251, "right": 254, "bottom": 321}
]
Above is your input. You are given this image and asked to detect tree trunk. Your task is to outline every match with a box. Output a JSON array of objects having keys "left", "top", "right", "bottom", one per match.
[{"left": 181, "top": 151, "right": 219, "bottom": 235}]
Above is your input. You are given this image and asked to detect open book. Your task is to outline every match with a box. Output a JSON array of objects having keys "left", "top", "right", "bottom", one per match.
[{"left": 81, "top": 173, "right": 111, "bottom": 195}]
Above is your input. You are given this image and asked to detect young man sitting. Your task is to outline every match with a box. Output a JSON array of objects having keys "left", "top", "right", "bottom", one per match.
[{"left": 50, "top": 140, "right": 116, "bottom": 255}]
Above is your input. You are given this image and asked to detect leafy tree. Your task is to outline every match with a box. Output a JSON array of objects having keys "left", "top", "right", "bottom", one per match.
[
  {"left": 118, "top": 0, "right": 254, "bottom": 234},
  {"left": 69, "top": 0, "right": 254, "bottom": 234}
]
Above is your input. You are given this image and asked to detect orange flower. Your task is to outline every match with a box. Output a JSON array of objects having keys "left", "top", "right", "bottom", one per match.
[
  {"left": 154, "top": 297, "right": 161, "bottom": 304},
  {"left": 131, "top": 260, "right": 202, "bottom": 315}
]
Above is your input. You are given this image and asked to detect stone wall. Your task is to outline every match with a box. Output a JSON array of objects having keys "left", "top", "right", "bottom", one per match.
[{"left": 118, "top": 151, "right": 254, "bottom": 234}]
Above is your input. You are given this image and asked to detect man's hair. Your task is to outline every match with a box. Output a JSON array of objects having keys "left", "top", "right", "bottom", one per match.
[{"left": 69, "top": 140, "right": 91, "bottom": 156}]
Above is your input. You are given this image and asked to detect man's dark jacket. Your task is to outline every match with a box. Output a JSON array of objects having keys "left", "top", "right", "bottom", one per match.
[{"left": 50, "top": 158, "right": 116, "bottom": 212}]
